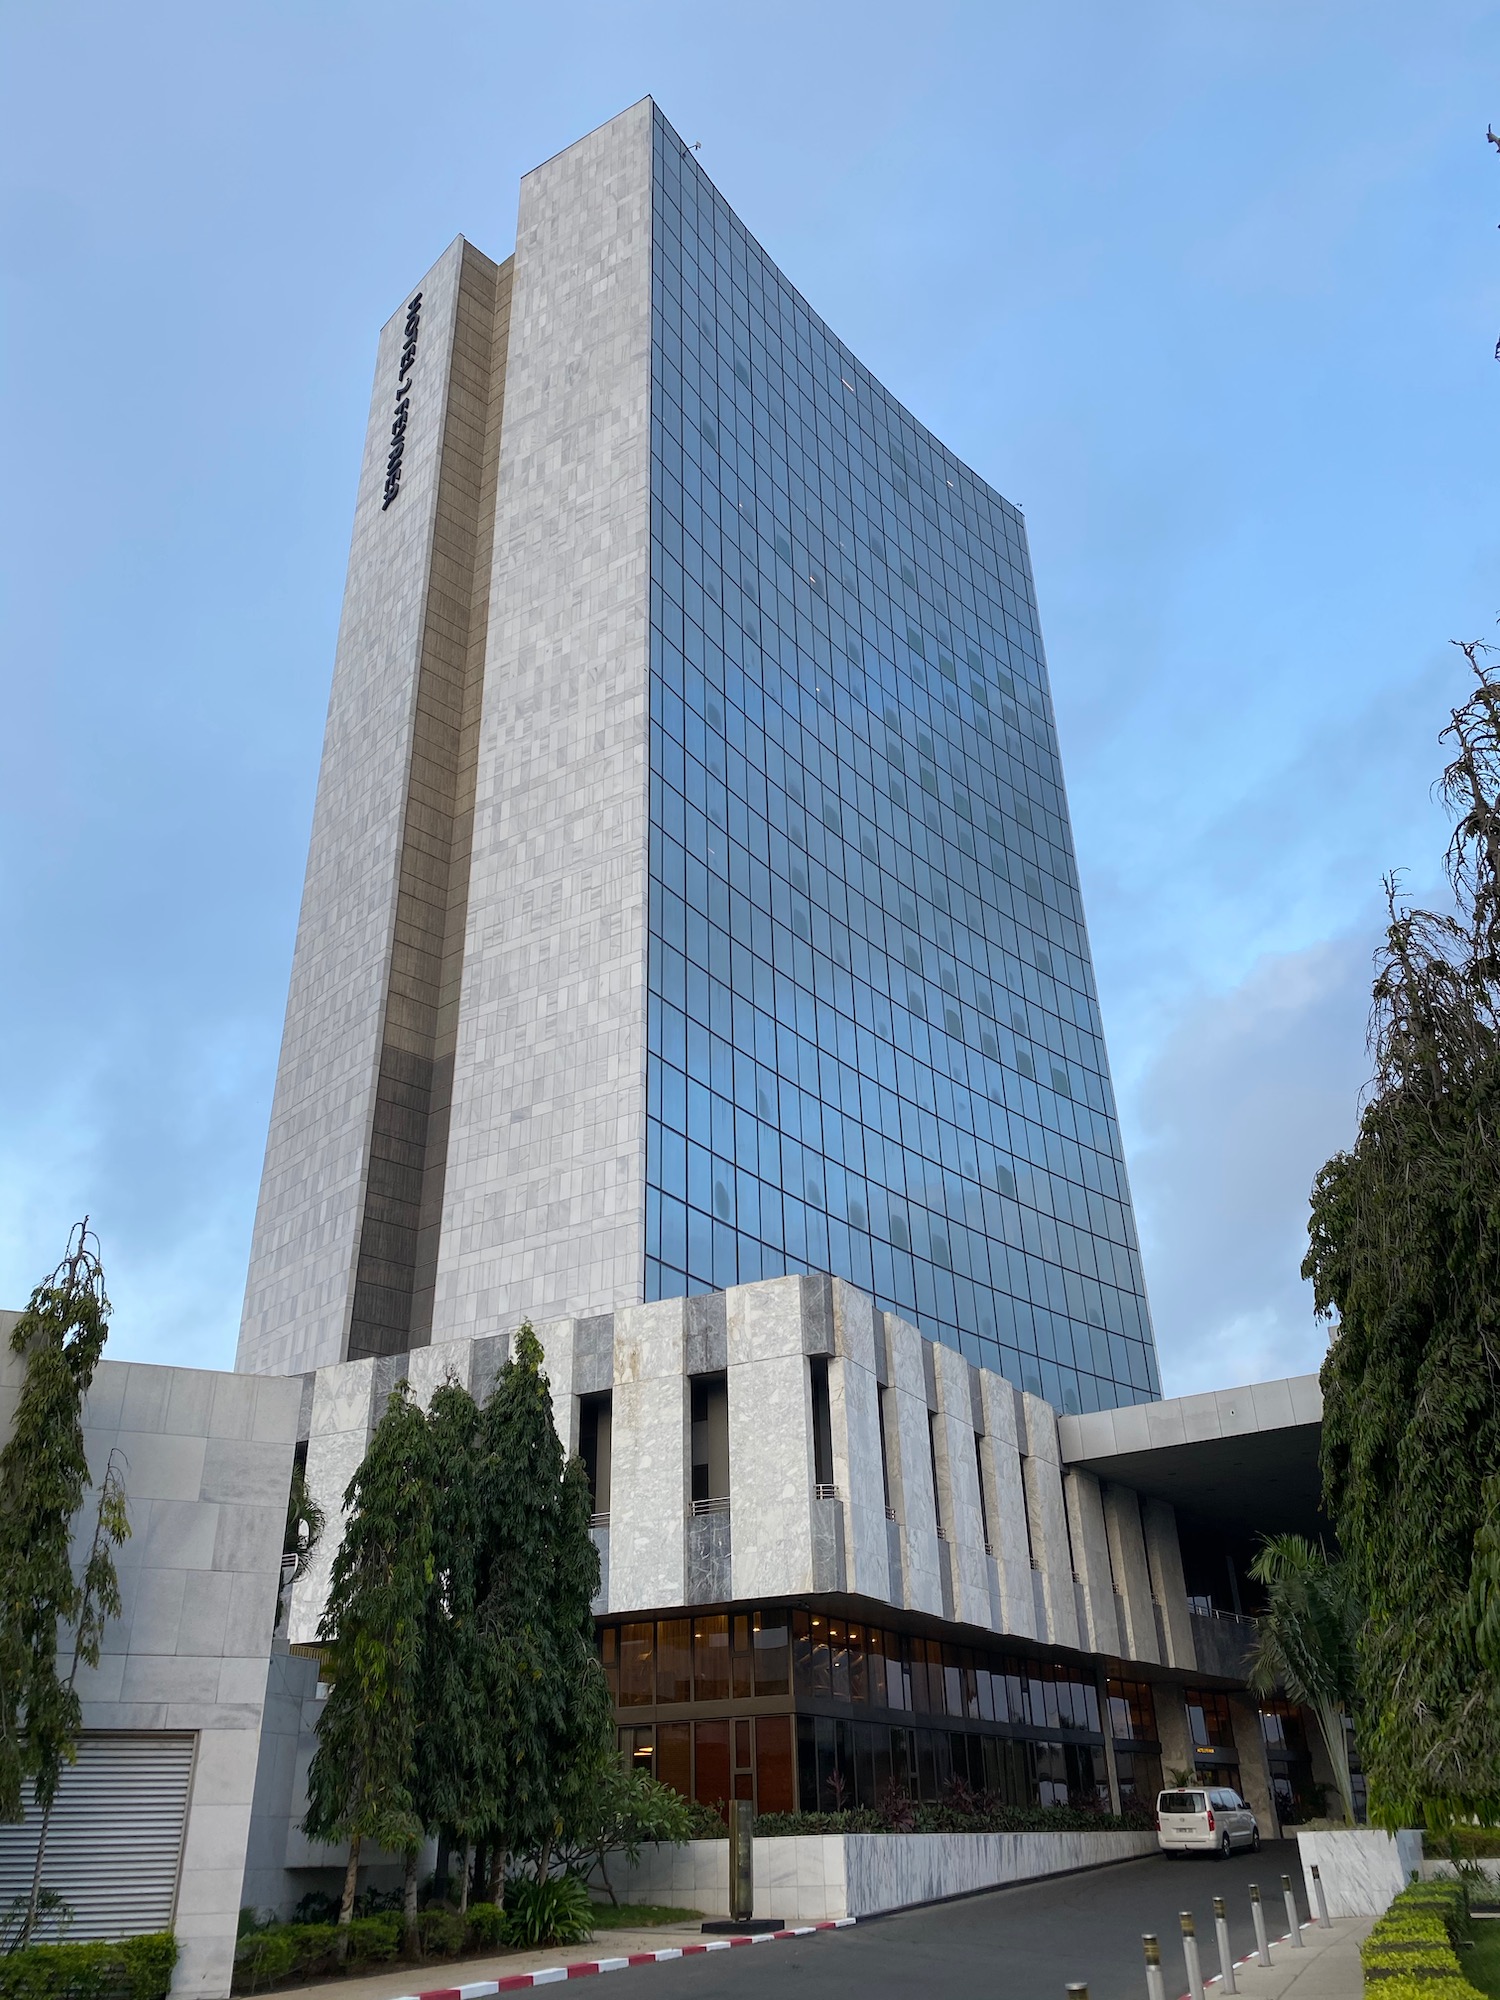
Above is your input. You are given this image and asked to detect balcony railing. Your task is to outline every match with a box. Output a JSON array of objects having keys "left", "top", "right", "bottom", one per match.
[
  {"left": 690, "top": 1495, "right": 730, "bottom": 1516},
  {"left": 814, "top": 1482, "right": 839, "bottom": 1500}
]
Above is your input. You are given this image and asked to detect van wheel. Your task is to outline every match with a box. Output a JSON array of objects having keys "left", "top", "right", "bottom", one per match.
[{"left": 1220, "top": 1834, "right": 1233, "bottom": 1859}]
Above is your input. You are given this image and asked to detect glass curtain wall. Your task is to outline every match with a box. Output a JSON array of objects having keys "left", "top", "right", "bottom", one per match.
[{"left": 643, "top": 108, "right": 1159, "bottom": 1414}]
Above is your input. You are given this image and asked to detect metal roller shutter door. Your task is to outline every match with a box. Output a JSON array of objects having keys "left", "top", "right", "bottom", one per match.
[{"left": 0, "top": 1733, "right": 196, "bottom": 1939}]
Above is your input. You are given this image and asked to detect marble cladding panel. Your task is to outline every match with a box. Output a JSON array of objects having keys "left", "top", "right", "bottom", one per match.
[
  {"left": 604, "top": 1830, "right": 1155, "bottom": 1923},
  {"left": 687, "top": 1511, "right": 731, "bottom": 1603},
  {"left": 880, "top": 1313, "right": 943, "bottom": 1617},
  {"left": 237, "top": 239, "right": 472, "bottom": 1379},
  {"left": 0, "top": 1355, "right": 301, "bottom": 1999},
  {"left": 978, "top": 1372, "right": 1036, "bottom": 1640},
  {"left": 1020, "top": 1392, "right": 1080, "bottom": 1649},
  {"left": 1064, "top": 1468, "right": 1121, "bottom": 1655},
  {"left": 1296, "top": 1829, "right": 1423, "bottom": 1920},
  {"left": 432, "top": 99, "right": 655, "bottom": 1339},
  {"left": 1102, "top": 1481, "right": 1159, "bottom": 1665},
  {"left": 727, "top": 1279, "right": 817, "bottom": 1599},
  {"left": 828, "top": 1283, "right": 889, "bottom": 1602},
  {"left": 278, "top": 1274, "right": 1226, "bottom": 1676},
  {"left": 592, "top": 1837, "right": 730, "bottom": 1915},
  {"left": 839, "top": 1829, "right": 1157, "bottom": 1920},
  {"left": 930, "top": 1341, "right": 992, "bottom": 1629},
  {"left": 287, "top": 1358, "right": 376, "bottom": 1651},
  {"left": 609, "top": 1299, "right": 688, "bottom": 1609},
  {"left": 1142, "top": 1495, "right": 1196, "bottom": 1669}
]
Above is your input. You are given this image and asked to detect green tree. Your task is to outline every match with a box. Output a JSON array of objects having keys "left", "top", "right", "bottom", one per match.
[
  {"left": 555, "top": 1764, "right": 702, "bottom": 1906},
  {"left": 413, "top": 1380, "right": 485, "bottom": 1911},
  {"left": 303, "top": 1383, "right": 433, "bottom": 1958},
  {"left": 472, "top": 1325, "right": 612, "bottom": 1894},
  {"left": 0, "top": 1223, "right": 113, "bottom": 1830},
  {"left": 1247, "top": 1535, "right": 1360, "bottom": 1825},
  {"left": 1306, "top": 641, "right": 1500, "bottom": 1828}
]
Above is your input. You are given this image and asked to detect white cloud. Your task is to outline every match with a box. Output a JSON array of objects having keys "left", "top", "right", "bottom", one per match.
[{"left": 1123, "top": 931, "right": 1377, "bottom": 1397}]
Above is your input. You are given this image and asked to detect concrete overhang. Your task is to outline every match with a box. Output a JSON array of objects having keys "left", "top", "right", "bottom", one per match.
[{"left": 1057, "top": 1375, "right": 1328, "bottom": 1541}]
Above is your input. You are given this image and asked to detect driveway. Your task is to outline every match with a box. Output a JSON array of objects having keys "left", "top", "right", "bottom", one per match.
[{"left": 651, "top": 1839, "right": 1309, "bottom": 2000}]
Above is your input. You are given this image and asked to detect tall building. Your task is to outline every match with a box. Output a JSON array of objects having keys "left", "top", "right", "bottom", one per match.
[{"left": 237, "top": 98, "right": 1159, "bottom": 1415}]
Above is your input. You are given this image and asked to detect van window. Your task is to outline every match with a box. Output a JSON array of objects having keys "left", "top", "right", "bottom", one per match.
[{"left": 1159, "top": 1790, "right": 1205, "bottom": 1815}]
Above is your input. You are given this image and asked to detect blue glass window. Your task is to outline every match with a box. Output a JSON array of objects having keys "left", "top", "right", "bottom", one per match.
[{"left": 643, "top": 110, "right": 1160, "bottom": 1415}]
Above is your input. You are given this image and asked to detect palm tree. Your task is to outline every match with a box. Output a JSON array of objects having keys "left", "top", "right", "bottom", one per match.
[{"left": 1248, "top": 1535, "right": 1360, "bottom": 1825}]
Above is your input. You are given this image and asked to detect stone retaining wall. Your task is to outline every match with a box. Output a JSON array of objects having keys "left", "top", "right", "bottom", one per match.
[{"left": 600, "top": 1829, "right": 1157, "bottom": 1924}]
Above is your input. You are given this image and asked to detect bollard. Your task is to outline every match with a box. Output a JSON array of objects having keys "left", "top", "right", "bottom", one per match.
[
  {"left": 1180, "top": 1912, "right": 1205, "bottom": 2000},
  {"left": 1282, "top": 1873, "right": 1305, "bottom": 1949},
  {"left": 728, "top": 1799, "right": 754, "bottom": 1923},
  {"left": 1066, "top": 1986, "right": 1090, "bottom": 2000},
  {"left": 1213, "top": 1896, "right": 1237, "bottom": 1996},
  {"left": 1143, "top": 1934, "right": 1167, "bottom": 2000},
  {"left": 1311, "top": 1864, "right": 1332, "bottom": 1929},
  {"left": 1249, "top": 1884, "right": 1272, "bottom": 1967}
]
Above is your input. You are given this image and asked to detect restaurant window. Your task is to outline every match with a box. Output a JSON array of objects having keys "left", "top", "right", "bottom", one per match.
[
  {"left": 1185, "top": 1688, "right": 1235, "bottom": 1755},
  {"left": 751, "top": 1608, "right": 789, "bottom": 1695},
  {"left": 1107, "top": 1677, "right": 1157, "bottom": 1744},
  {"left": 618, "top": 1622, "right": 654, "bottom": 1708},
  {"left": 755, "top": 1715, "right": 794, "bottom": 1813},
  {"left": 694, "top": 1614, "right": 730, "bottom": 1702},
  {"left": 656, "top": 1617, "right": 692, "bottom": 1705},
  {"left": 694, "top": 1720, "right": 731, "bottom": 1813},
  {"left": 657, "top": 1721, "right": 691, "bottom": 1797}
]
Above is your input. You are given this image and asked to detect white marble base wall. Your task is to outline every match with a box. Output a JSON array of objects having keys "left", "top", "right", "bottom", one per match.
[
  {"left": 597, "top": 1829, "right": 1155, "bottom": 1922},
  {"left": 596, "top": 1837, "right": 729, "bottom": 1913},
  {"left": 1296, "top": 1828, "right": 1424, "bottom": 1918}
]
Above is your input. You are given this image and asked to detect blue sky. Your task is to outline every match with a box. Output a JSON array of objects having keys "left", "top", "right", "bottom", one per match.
[{"left": 2, "top": 1, "right": 1495, "bottom": 1394}]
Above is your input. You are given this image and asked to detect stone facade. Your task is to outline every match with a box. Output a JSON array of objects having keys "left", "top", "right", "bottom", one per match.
[
  {"left": 0, "top": 1319, "right": 299, "bottom": 1999},
  {"left": 287, "top": 1272, "right": 1192, "bottom": 1660}
]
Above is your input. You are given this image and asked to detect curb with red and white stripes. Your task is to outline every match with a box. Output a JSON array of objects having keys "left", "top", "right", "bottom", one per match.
[{"left": 394, "top": 1919, "right": 857, "bottom": 1994}]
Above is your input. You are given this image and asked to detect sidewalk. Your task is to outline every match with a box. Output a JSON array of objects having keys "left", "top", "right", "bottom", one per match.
[
  {"left": 260, "top": 1915, "right": 853, "bottom": 2000},
  {"left": 1188, "top": 1914, "right": 1374, "bottom": 2000}
]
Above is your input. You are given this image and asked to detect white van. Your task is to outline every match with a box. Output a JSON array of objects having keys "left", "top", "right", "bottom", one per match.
[{"left": 1157, "top": 1785, "right": 1260, "bottom": 1857}]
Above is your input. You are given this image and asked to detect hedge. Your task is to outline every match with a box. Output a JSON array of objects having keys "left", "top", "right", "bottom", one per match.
[
  {"left": 1362, "top": 1882, "right": 1480, "bottom": 2000},
  {"left": 0, "top": 1933, "right": 177, "bottom": 2000},
  {"left": 231, "top": 1904, "right": 561, "bottom": 1993},
  {"left": 752, "top": 1804, "right": 1155, "bottom": 1837}
]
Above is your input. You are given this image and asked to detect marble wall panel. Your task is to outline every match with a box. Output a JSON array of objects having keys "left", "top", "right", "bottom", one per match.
[
  {"left": 432, "top": 99, "right": 656, "bottom": 1338},
  {"left": 978, "top": 1373, "right": 1036, "bottom": 1640},
  {"left": 727, "top": 1279, "right": 817, "bottom": 1600},
  {"left": 930, "top": 1342, "right": 992, "bottom": 1630},
  {"left": 1142, "top": 1496, "right": 1196, "bottom": 1669},
  {"left": 1064, "top": 1467, "right": 1121, "bottom": 1655},
  {"left": 609, "top": 1298, "right": 687, "bottom": 1609},
  {"left": 881, "top": 1314, "right": 942, "bottom": 1617},
  {"left": 1020, "top": 1391, "right": 1080, "bottom": 1649},
  {"left": 237, "top": 241, "right": 472, "bottom": 1378},
  {"left": 828, "top": 1281, "right": 889, "bottom": 1601},
  {"left": 1102, "top": 1481, "right": 1159, "bottom": 1665}
]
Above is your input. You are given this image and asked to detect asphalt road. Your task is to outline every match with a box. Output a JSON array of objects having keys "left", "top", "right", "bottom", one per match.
[{"left": 652, "top": 1840, "right": 1309, "bottom": 2000}]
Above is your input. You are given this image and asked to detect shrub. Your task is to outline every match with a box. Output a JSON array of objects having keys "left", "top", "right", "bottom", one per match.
[
  {"left": 1361, "top": 1882, "right": 1481, "bottom": 2000},
  {"left": 0, "top": 1933, "right": 177, "bottom": 2000},
  {"left": 751, "top": 1800, "right": 1153, "bottom": 1838},
  {"left": 416, "top": 1909, "right": 466, "bottom": 1957},
  {"left": 231, "top": 1915, "right": 403, "bottom": 1992},
  {"left": 463, "top": 1903, "right": 506, "bottom": 1948},
  {"left": 497, "top": 1876, "right": 593, "bottom": 1949}
]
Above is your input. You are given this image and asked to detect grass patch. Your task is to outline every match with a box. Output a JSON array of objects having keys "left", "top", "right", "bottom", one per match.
[
  {"left": 1461, "top": 1927, "right": 1500, "bottom": 2000},
  {"left": 587, "top": 1906, "right": 700, "bottom": 1930}
]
